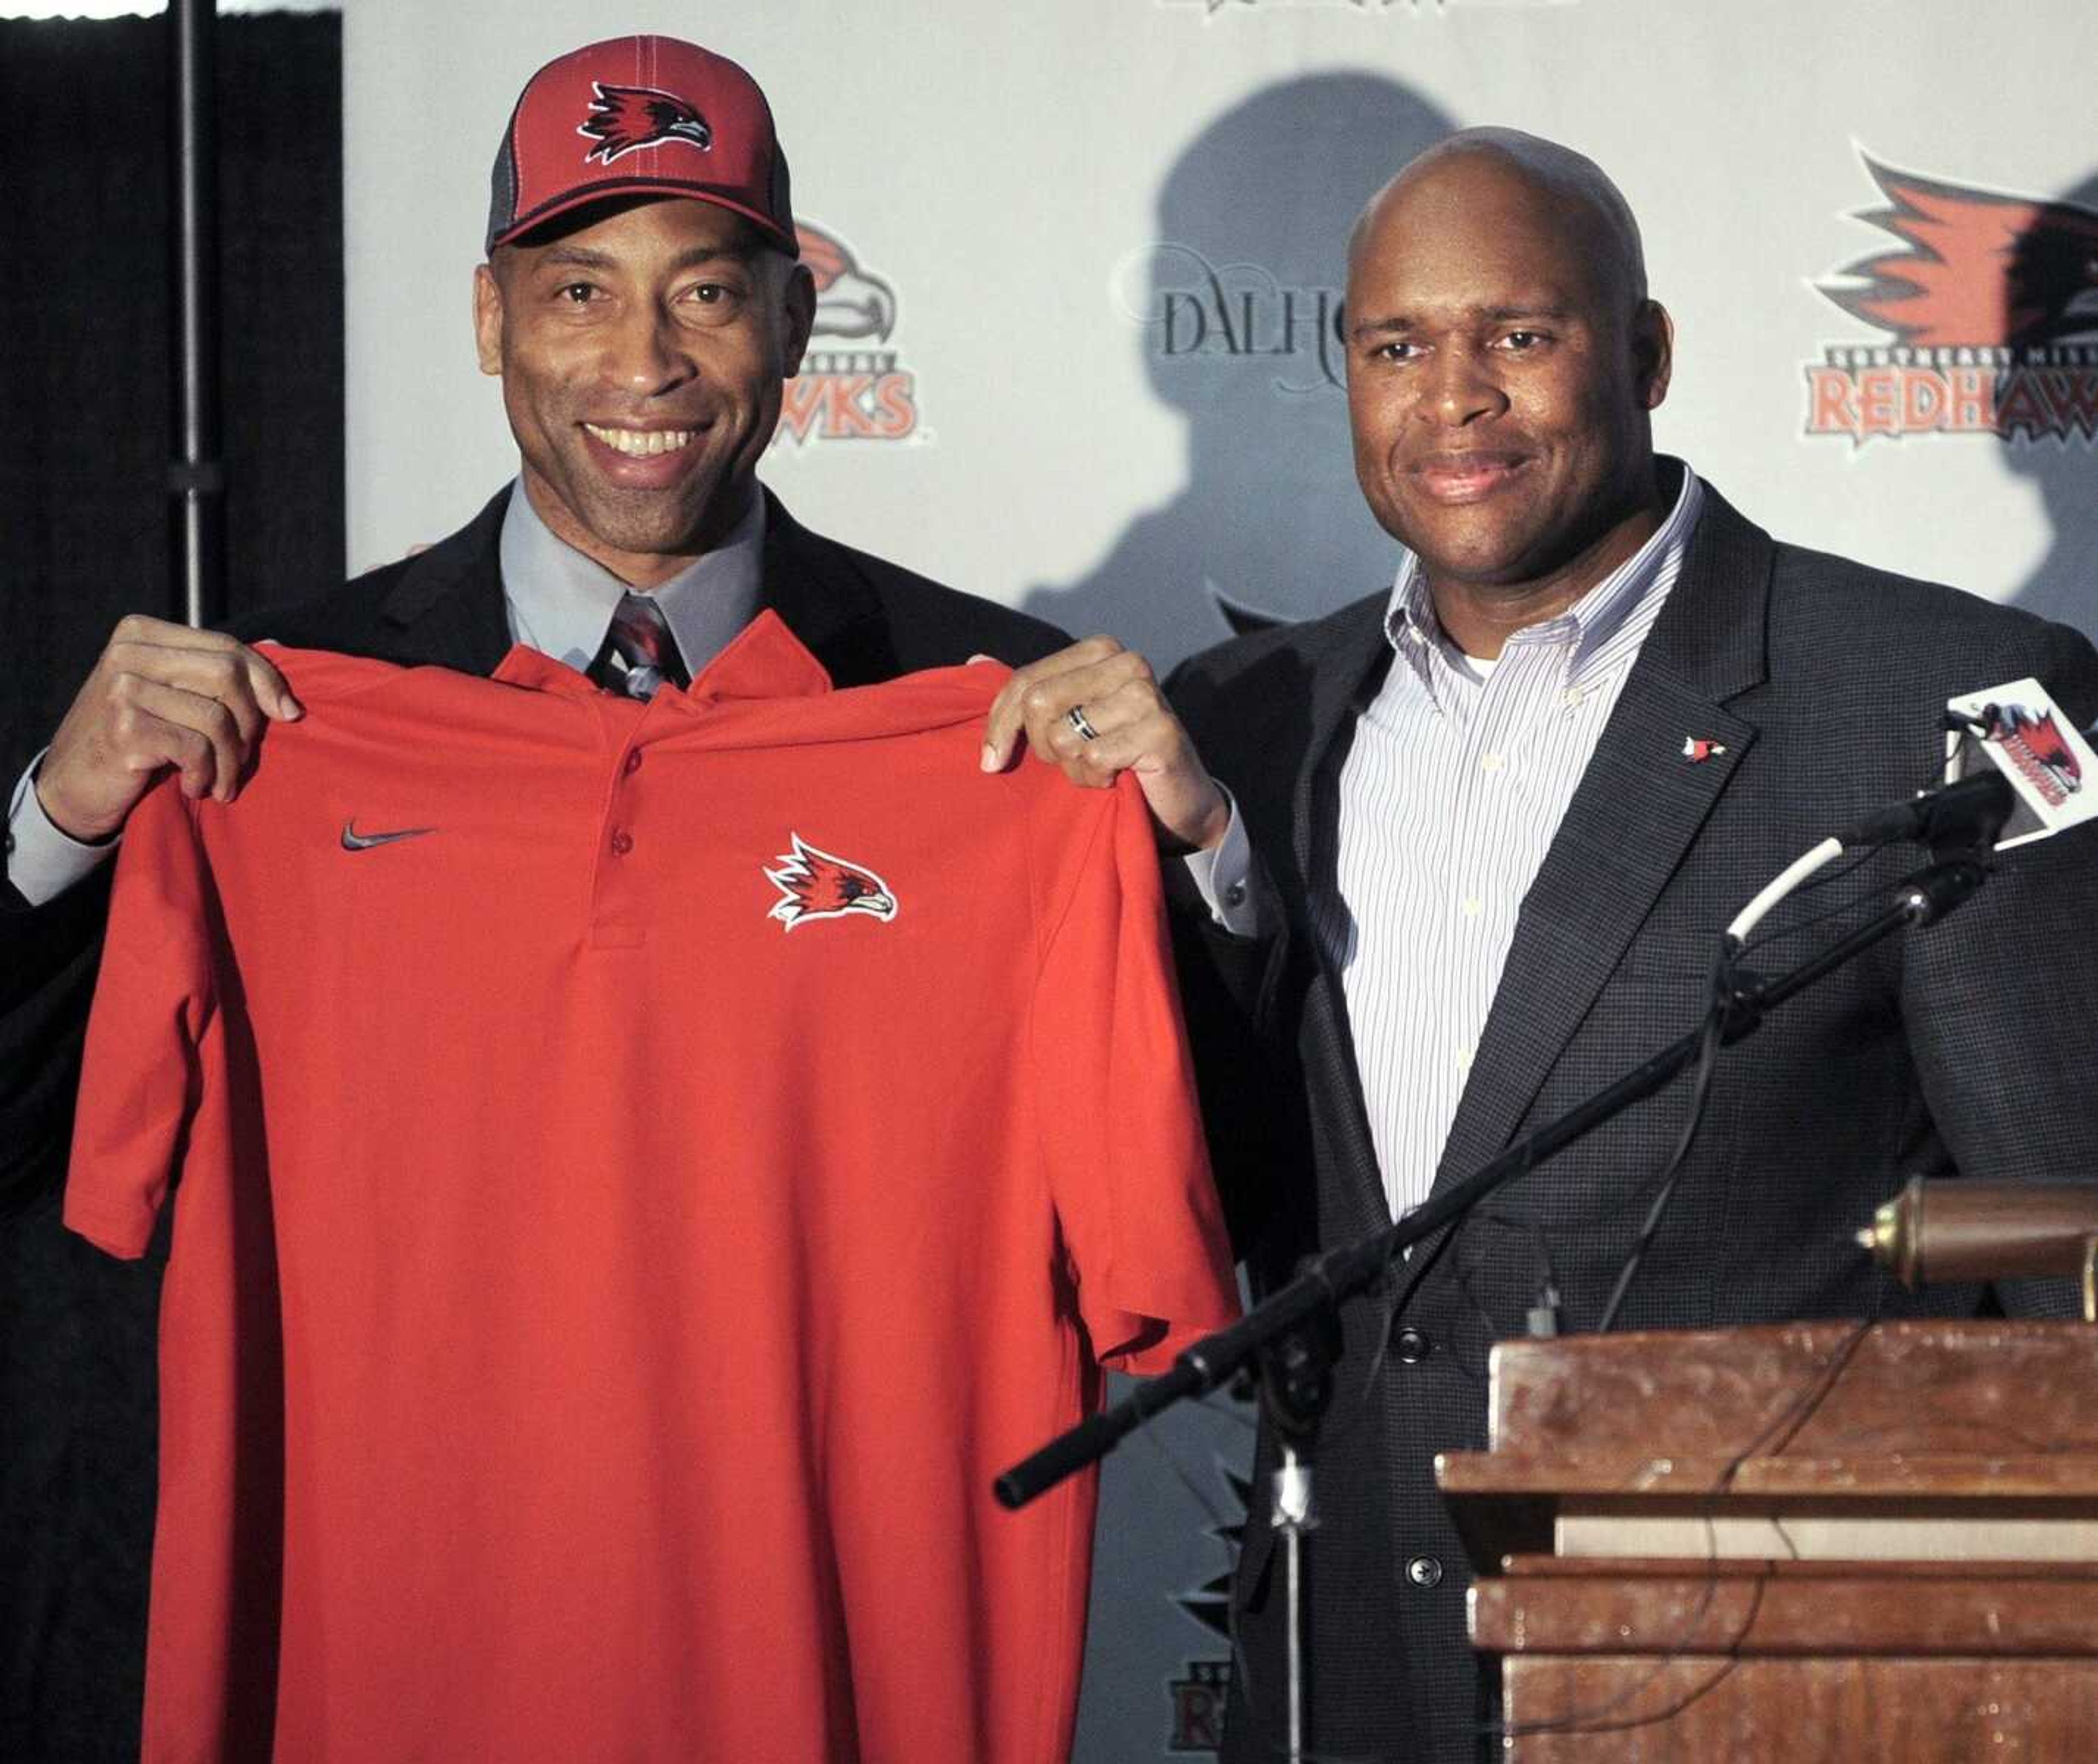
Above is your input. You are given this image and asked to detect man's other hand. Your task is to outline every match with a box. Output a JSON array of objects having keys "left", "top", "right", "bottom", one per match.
[
  {"left": 979, "top": 636, "right": 1230, "bottom": 855},
  {"left": 36, "top": 616, "right": 303, "bottom": 842}
]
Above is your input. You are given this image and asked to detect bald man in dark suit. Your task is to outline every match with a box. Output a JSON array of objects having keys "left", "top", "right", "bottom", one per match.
[{"left": 987, "top": 128, "right": 2098, "bottom": 1762}]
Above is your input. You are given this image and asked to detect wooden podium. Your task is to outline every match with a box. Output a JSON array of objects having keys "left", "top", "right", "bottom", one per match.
[{"left": 1437, "top": 1321, "right": 2098, "bottom": 1761}]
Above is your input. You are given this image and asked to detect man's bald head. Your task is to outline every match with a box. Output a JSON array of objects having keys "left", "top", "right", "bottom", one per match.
[
  {"left": 1349, "top": 127, "right": 1648, "bottom": 310},
  {"left": 1340, "top": 126, "right": 1675, "bottom": 641}
]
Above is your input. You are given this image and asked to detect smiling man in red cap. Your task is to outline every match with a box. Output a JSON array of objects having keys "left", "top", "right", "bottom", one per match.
[
  {"left": 473, "top": 37, "right": 816, "bottom": 594},
  {"left": 6, "top": 33, "right": 1062, "bottom": 902},
  {"left": 2, "top": 32, "right": 1093, "bottom": 1762}
]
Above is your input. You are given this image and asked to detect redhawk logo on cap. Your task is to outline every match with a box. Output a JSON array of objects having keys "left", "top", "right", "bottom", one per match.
[{"left": 579, "top": 84, "right": 713, "bottom": 164}]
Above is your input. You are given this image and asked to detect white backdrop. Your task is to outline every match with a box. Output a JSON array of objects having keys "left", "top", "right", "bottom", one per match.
[{"left": 347, "top": 2, "right": 2098, "bottom": 1754}]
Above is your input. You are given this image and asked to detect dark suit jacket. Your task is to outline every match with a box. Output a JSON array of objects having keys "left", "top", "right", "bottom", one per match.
[
  {"left": 1, "top": 482, "right": 1067, "bottom": 1211},
  {"left": 1167, "top": 479, "right": 2098, "bottom": 1764}
]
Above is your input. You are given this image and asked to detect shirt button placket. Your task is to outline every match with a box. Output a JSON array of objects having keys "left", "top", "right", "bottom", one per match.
[
  {"left": 588, "top": 729, "right": 649, "bottom": 948},
  {"left": 612, "top": 740, "right": 644, "bottom": 857}
]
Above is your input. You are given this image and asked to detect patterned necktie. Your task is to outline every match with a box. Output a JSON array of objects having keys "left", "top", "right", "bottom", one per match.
[{"left": 589, "top": 592, "right": 691, "bottom": 699}]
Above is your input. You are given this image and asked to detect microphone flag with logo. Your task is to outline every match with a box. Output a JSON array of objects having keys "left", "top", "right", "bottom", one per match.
[{"left": 1943, "top": 676, "right": 2098, "bottom": 851}]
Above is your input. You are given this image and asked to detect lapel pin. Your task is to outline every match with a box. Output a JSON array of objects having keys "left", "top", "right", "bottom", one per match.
[{"left": 1682, "top": 736, "right": 1728, "bottom": 763}]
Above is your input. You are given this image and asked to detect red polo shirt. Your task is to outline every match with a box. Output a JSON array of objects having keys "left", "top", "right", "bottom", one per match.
[{"left": 67, "top": 614, "right": 1237, "bottom": 1764}]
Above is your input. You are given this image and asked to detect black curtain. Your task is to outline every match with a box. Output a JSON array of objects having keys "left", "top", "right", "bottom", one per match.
[{"left": 0, "top": 16, "right": 343, "bottom": 1761}]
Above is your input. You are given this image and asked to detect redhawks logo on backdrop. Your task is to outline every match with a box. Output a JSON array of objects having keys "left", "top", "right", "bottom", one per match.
[
  {"left": 576, "top": 84, "right": 712, "bottom": 163},
  {"left": 1806, "top": 154, "right": 2098, "bottom": 444},
  {"left": 773, "top": 222, "right": 922, "bottom": 446}
]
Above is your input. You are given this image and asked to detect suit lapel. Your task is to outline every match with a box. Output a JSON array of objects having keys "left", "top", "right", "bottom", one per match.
[
  {"left": 1289, "top": 597, "right": 1394, "bottom": 894},
  {"left": 1284, "top": 595, "right": 1401, "bottom": 1240},
  {"left": 757, "top": 491, "right": 895, "bottom": 686},
  {"left": 1432, "top": 487, "right": 1776, "bottom": 1191},
  {"left": 376, "top": 487, "right": 516, "bottom": 672}
]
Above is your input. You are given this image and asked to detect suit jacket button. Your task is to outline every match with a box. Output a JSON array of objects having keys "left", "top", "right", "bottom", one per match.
[
  {"left": 1394, "top": 1326, "right": 1430, "bottom": 1364},
  {"left": 1406, "top": 1555, "right": 1443, "bottom": 1590}
]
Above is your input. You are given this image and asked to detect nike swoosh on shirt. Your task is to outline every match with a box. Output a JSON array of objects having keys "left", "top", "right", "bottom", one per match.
[{"left": 340, "top": 819, "right": 437, "bottom": 852}]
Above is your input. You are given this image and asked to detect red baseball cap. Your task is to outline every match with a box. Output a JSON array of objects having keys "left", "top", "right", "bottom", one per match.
[{"left": 486, "top": 36, "right": 796, "bottom": 257}]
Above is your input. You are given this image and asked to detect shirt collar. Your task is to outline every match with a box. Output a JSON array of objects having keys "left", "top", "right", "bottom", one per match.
[
  {"left": 497, "top": 477, "right": 767, "bottom": 678},
  {"left": 491, "top": 609, "right": 832, "bottom": 705},
  {"left": 1383, "top": 459, "right": 1704, "bottom": 677}
]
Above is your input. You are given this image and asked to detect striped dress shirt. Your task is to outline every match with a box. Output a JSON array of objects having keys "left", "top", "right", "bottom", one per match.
[{"left": 1318, "top": 466, "right": 1706, "bottom": 1222}]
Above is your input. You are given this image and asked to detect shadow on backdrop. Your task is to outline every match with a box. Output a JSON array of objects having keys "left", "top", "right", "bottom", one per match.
[
  {"left": 1023, "top": 74, "right": 1455, "bottom": 670},
  {"left": 2002, "top": 163, "right": 2098, "bottom": 640}
]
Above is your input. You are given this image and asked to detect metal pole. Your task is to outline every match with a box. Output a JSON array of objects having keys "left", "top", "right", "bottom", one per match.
[
  {"left": 1274, "top": 1442, "right": 1315, "bottom": 1763},
  {"left": 170, "top": 0, "right": 224, "bottom": 629}
]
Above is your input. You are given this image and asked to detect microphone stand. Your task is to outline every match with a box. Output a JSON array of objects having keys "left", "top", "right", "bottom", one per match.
[{"left": 994, "top": 855, "right": 1990, "bottom": 1762}]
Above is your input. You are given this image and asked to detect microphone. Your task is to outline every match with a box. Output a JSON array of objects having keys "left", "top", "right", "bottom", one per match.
[
  {"left": 1836, "top": 771, "right": 2013, "bottom": 852},
  {"left": 1727, "top": 678, "right": 2093, "bottom": 951},
  {"left": 1725, "top": 772, "right": 2007, "bottom": 950}
]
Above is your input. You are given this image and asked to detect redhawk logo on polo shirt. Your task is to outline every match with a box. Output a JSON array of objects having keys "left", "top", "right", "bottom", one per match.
[
  {"left": 764, "top": 835, "right": 899, "bottom": 931},
  {"left": 1805, "top": 154, "right": 2098, "bottom": 444},
  {"left": 577, "top": 84, "right": 713, "bottom": 163}
]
